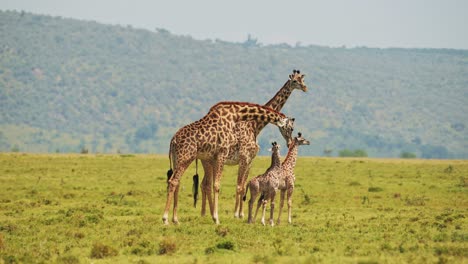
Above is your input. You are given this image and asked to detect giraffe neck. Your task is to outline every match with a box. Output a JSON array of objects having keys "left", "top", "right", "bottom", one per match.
[
  {"left": 253, "top": 80, "right": 293, "bottom": 135},
  {"left": 264, "top": 80, "right": 293, "bottom": 111},
  {"left": 283, "top": 143, "right": 299, "bottom": 171},
  {"left": 270, "top": 149, "right": 281, "bottom": 169},
  {"left": 209, "top": 102, "right": 286, "bottom": 125}
]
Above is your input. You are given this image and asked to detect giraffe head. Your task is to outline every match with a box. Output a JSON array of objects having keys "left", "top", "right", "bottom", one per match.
[
  {"left": 288, "top": 69, "right": 307, "bottom": 92},
  {"left": 291, "top": 132, "right": 311, "bottom": 147},
  {"left": 278, "top": 117, "right": 295, "bottom": 145},
  {"left": 268, "top": 141, "right": 280, "bottom": 153}
]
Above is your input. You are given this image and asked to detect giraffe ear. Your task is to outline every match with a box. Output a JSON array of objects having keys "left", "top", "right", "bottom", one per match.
[
  {"left": 301, "top": 74, "right": 305, "bottom": 78},
  {"left": 289, "top": 74, "right": 293, "bottom": 80}
]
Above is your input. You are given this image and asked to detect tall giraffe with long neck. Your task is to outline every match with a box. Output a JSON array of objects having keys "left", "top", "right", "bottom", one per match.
[
  {"left": 277, "top": 132, "right": 310, "bottom": 224},
  {"left": 163, "top": 101, "right": 293, "bottom": 225},
  {"left": 199, "top": 70, "right": 307, "bottom": 218}
]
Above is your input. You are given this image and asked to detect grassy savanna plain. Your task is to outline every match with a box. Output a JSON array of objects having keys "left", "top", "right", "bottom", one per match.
[{"left": 0, "top": 153, "right": 466, "bottom": 264}]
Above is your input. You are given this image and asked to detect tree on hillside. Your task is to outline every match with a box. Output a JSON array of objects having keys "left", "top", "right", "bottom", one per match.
[
  {"left": 243, "top": 34, "right": 259, "bottom": 48},
  {"left": 339, "top": 149, "right": 368, "bottom": 157},
  {"left": 323, "top": 149, "right": 333, "bottom": 157},
  {"left": 400, "top": 151, "right": 416, "bottom": 159}
]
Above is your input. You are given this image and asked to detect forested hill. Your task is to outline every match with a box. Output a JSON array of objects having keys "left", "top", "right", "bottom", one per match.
[{"left": 1, "top": 10, "right": 467, "bottom": 158}]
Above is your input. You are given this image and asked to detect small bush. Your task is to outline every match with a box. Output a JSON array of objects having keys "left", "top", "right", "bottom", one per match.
[
  {"left": 80, "top": 147, "right": 88, "bottom": 154},
  {"left": 74, "top": 232, "right": 85, "bottom": 239},
  {"left": 349, "top": 181, "right": 361, "bottom": 186},
  {"left": 457, "top": 176, "right": 466, "bottom": 187},
  {"left": 158, "top": 237, "right": 177, "bottom": 255},
  {"left": 303, "top": 193, "right": 311, "bottom": 205},
  {"left": 215, "top": 226, "right": 229, "bottom": 237},
  {"left": 63, "top": 193, "right": 76, "bottom": 199},
  {"left": 130, "top": 246, "right": 153, "bottom": 256},
  {"left": 90, "top": 242, "right": 118, "bottom": 259},
  {"left": 3, "top": 255, "right": 18, "bottom": 264},
  {"left": 253, "top": 254, "right": 273, "bottom": 264},
  {"left": 272, "top": 238, "right": 286, "bottom": 256},
  {"left": 368, "top": 187, "right": 383, "bottom": 192},
  {"left": 57, "top": 255, "right": 80, "bottom": 264},
  {"left": 405, "top": 196, "right": 426, "bottom": 206},
  {"left": 216, "top": 240, "right": 235, "bottom": 251},
  {"left": 205, "top": 247, "right": 215, "bottom": 255},
  {"left": 444, "top": 165, "right": 453, "bottom": 173}
]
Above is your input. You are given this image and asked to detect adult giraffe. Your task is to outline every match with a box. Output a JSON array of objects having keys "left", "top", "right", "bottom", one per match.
[
  {"left": 164, "top": 101, "right": 293, "bottom": 225},
  {"left": 199, "top": 70, "right": 307, "bottom": 218}
]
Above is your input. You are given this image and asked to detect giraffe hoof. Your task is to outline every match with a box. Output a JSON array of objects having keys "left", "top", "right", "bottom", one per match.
[{"left": 162, "top": 217, "right": 169, "bottom": 225}]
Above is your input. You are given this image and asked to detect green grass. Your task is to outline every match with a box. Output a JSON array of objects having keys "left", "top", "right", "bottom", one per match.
[{"left": 0, "top": 154, "right": 467, "bottom": 263}]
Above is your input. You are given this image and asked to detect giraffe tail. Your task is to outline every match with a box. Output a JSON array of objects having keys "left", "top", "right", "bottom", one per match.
[
  {"left": 259, "top": 193, "right": 265, "bottom": 202},
  {"left": 166, "top": 141, "right": 174, "bottom": 190},
  {"left": 243, "top": 183, "right": 250, "bottom": 202},
  {"left": 192, "top": 159, "right": 199, "bottom": 208},
  {"left": 166, "top": 168, "right": 173, "bottom": 191}
]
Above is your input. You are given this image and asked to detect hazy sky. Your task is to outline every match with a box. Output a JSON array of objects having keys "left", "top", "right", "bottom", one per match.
[{"left": 1, "top": 0, "right": 467, "bottom": 49}]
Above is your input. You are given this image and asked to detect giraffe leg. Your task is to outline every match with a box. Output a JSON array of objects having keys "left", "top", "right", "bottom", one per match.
[
  {"left": 269, "top": 191, "right": 276, "bottom": 227},
  {"left": 277, "top": 189, "right": 286, "bottom": 225},
  {"left": 212, "top": 152, "right": 228, "bottom": 224},
  {"left": 254, "top": 193, "right": 263, "bottom": 224},
  {"left": 172, "top": 183, "right": 180, "bottom": 224},
  {"left": 234, "top": 155, "right": 252, "bottom": 218},
  {"left": 200, "top": 175, "right": 208, "bottom": 216},
  {"left": 237, "top": 156, "right": 253, "bottom": 219},
  {"left": 234, "top": 173, "right": 243, "bottom": 218},
  {"left": 162, "top": 186, "right": 174, "bottom": 225},
  {"left": 260, "top": 197, "right": 268, "bottom": 226},
  {"left": 162, "top": 160, "right": 192, "bottom": 225},
  {"left": 162, "top": 171, "right": 181, "bottom": 225},
  {"left": 200, "top": 160, "right": 213, "bottom": 217},
  {"left": 287, "top": 187, "right": 294, "bottom": 224},
  {"left": 247, "top": 181, "right": 258, "bottom": 224}
]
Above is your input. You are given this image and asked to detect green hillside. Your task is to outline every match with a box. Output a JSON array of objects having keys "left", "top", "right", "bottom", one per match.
[{"left": 0, "top": 10, "right": 467, "bottom": 158}]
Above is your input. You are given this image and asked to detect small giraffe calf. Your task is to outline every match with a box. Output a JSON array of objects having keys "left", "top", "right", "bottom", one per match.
[
  {"left": 245, "top": 142, "right": 282, "bottom": 226},
  {"left": 277, "top": 132, "right": 310, "bottom": 224}
]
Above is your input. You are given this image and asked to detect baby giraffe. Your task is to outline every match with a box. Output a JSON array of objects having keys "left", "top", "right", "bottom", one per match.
[
  {"left": 277, "top": 132, "right": 310, "bottom": 224},
  {"left": 245, "top": 142, "right": 282, "bottom": 226}
]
